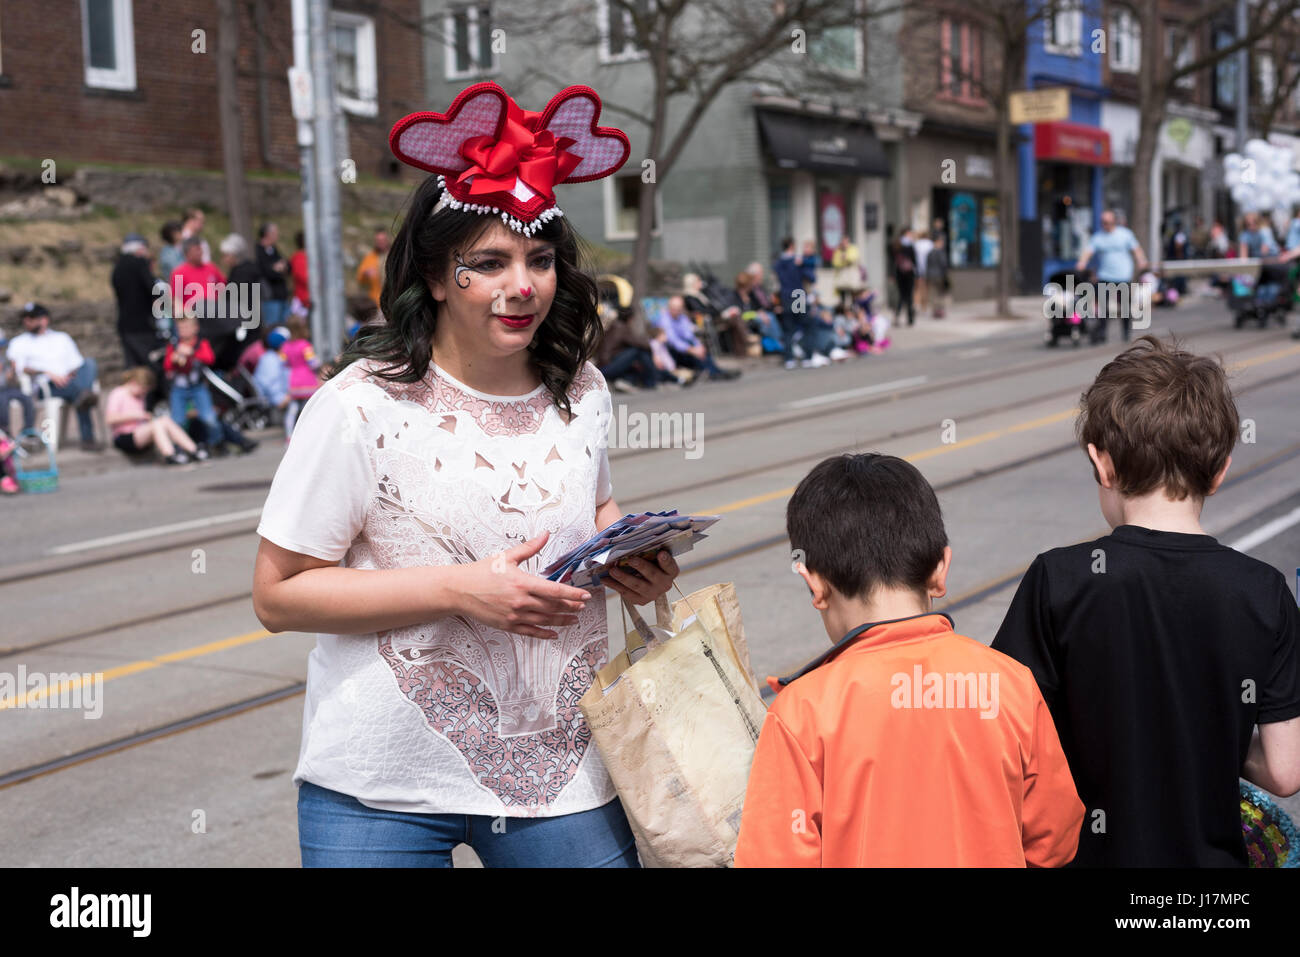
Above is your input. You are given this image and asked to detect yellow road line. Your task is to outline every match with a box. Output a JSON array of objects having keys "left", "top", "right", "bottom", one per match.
[
  {"left": 0, "top": 629, "right": 271, "bottom": 710},
  {"left": 12, "top": 340, "right": 1300, "bottom": 701},
  {"left": 709, "top": 407, "right": 1079, "bottom": 514},
  {"left": 1231, "top": 343, "right": 1300, "bottom": 370}
]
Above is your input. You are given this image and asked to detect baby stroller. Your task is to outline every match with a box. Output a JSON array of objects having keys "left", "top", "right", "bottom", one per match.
[
  {"left": 200, "top": 318, "right": 274, "bottom": 433},
  {"left": 1042, "top": 270, "right": 1097, "bottom": 347},
  {"left": 1229, "top": 261, "right": 1294, "bottom": 329}
]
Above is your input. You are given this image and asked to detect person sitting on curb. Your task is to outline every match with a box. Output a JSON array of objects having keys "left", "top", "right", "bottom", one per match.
[
  {"left": 6, "top": 303, "right": 102, "bottom": 452},
  {"left": 105, "top": 367, "right": 205, "bottom": 466},
  {"left": 650, "top": 295, "right": 741, "bottom": 382}
]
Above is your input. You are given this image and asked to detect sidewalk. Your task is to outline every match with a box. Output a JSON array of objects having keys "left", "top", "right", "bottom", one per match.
[{"left": 885, "top": 294, "right": 1046, "bottom": 348}]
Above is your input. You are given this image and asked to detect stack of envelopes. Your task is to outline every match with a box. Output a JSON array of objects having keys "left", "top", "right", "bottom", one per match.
[{"left": 541, "top": 510, "right": 720, "bottom": 588}]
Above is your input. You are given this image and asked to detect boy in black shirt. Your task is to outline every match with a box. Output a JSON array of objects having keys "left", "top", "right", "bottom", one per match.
[{"left": 993, "top": 335, "right": 1300, "bottom": 866}]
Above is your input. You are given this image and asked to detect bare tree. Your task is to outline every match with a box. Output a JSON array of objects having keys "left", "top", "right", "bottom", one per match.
[
  {"left": 512, "top": 0, "right": 885, "bottom": 302},
  {"left": 217, "top": 0, "right": 252, "bottom": 242},
  {"left": 1126, "top": 0, "right": 1300, "bottom": 254},
  {"left": 1253, "top": 43, "right": 1300, "bottom": 138},
  {"left": 901, "top": 1, "right": 1087, "bottom": 315}
]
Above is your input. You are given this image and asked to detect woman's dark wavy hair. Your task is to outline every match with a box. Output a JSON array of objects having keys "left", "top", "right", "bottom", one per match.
[{"left": 328, "top": 174, "right": 602, "bottom": 417}]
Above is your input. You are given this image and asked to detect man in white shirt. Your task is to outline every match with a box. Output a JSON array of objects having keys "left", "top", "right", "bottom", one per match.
[{"left": 7, "top": 303, "right": 102, "bottom": 450}]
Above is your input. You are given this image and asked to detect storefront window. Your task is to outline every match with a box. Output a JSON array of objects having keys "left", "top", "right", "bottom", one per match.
[
  {"left": 933, "top": 188, "right": 1000, "bottom": 268},
  {"left": 980, "top": 196, "right": 1000, "bottom": 267},
  {"left": 1038, "top": 162, "right": 1092, "bottom": 261}
]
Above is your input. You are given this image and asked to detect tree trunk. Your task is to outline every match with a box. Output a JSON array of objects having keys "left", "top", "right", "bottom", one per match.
[
  {"left": 995, "top": 93, "right": 1012, "bottom": 315},
  {"left": 217, "top": 0, "right": 252, "bottom": 242},
  {"left": 1131, "top": 89, "right": 1165, "bottom": 263},
  {"left": 1129, "top": 0, "right": 1164, "bottom": 258}
]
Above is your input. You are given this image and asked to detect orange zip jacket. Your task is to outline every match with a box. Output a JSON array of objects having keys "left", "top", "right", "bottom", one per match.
[{"left": 734, "top": 613, "right": 1083, "bottom": 867}]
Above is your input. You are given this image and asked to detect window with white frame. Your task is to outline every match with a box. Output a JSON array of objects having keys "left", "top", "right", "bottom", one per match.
[
  {"left": 1258, "top": 51, "right": 1276, "bottom": 103},
  {"left": 333, "top": 11, "right": 377, "bottom": 117},
  {"left": 82, "top": 0, "right": 136, "bottom": 90},
  {"left": 445, "top": 5, "right": 498, "bottom": 79},
  {"left": 1165, "top": 25, "right": 1196, "bottom": 90},
  {"left": 808, "top": 0, "right": 865, "bottom": 74},
  {"left": 1110, "top": 7, "right": 1140, "bottom": 73},
  {"left": 599, "top": 0, "right": 651, "bottom": 63},
  {"left": 939, "top": 16, "right": 983, "bottom": 101},
  {"left": 604, "top": 174, "right": 660, "bottom": 240},
  {"left": 1044, "top": 0, "right": 1082, "bottom": 56}
]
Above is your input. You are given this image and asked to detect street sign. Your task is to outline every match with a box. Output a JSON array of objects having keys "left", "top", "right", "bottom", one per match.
[
  {"left": 288, "top": 66, "right": 314, "bottom": 122},
  {"left": 1009, "top": 87, "right": 1069, "bottom": 125}
]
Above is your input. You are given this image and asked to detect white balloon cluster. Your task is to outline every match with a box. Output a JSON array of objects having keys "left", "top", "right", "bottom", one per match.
[{"left": 1224, "top": 140, "right": 1300, "bottom": 225}]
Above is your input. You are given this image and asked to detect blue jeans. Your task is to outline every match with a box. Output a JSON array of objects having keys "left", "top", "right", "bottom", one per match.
[
  {"left": 1, "top": 387, "right": 36, "bottom": 433},
  {"left": 45, "top": 358, "right": 99, "bottom": 441},
  {"left": 297, "top": 781, "right": 641, "bottom": 868},
  {"left": 261, "top": 298, "right": 290, "bottom": 328},
  {"left": 600, "top": 347, "right": 657, "bottom": 388},
  {"left": 169, "top": 380, "right": 221, "bottom": 443},
  {"left": 170, "top": 380, "right": 248, "bottom": 446}
]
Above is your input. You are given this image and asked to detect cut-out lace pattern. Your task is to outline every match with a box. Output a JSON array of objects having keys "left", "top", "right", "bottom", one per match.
[{"left": 325, "top": 358, "right": 614, "bottom": 812}]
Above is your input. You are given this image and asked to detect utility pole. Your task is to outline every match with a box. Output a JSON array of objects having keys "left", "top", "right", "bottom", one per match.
[
  {"left": 306, "top": 0, "right": 346, "bottom": 356},
  {"left": 289, "top": 0, "right": 322, "bottom": 349},
  {"left": 1236, "top": 0, "right": 1249, "bottom": 150}
]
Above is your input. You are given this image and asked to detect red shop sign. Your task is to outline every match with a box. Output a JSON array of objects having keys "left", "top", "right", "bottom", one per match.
[{"left": 1034, "top": 121, "right": 1111, "bottom": 166}]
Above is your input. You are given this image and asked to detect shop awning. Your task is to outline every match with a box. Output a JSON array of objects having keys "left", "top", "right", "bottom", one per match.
[
  {"left": 757, "top": 109, "right": 890, "bottom": 176},
  {"left": 1034, "top": 121, "right": 1111, "bottom": 165}
]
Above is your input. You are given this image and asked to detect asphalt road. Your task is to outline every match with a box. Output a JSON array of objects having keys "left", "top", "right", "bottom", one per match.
[{"left": 3, "top": 296, "right": 1299, "bottom": 867}]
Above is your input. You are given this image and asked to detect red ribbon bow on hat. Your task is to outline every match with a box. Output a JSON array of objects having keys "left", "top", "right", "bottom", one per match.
[{"left": 455, "top": 100, "right": 581, "bottom": 204}]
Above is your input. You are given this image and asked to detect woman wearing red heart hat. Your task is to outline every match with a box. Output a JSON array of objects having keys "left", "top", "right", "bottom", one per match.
[{"left": 253, "top": 83, "right": 680, "bottom": 867}]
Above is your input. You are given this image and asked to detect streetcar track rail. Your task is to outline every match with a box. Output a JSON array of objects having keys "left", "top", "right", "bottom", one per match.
[
  {"left": 606, "top": 315, "right": 1278, "bottom": 461},
  {"left": 6, "top": 323, "right": 1292, "bottom": 589},
  {"left": 4, "top": 358, "right": 1299, "bottom": 657},
  {"left": 9, "top": 440, "right": 1300, "bottom": 790},
  {"left": 2, "top": 364, "right": 1299, "bottom": 789}
]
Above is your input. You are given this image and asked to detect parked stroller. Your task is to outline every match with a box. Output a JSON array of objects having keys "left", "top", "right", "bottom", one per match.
[
  {"left": 1042, "top": 270, "right": 1100, "bottom": 347},
  {"left": 198, "top": 316, "right": 274, "bottom": 433},
  {"left": 1229, "top": 261, "right": 1295, "bottom": 329}
]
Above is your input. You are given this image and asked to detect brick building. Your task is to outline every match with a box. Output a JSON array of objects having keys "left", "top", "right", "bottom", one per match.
[{"left": 0, "top": 0, "right": 425, "bottom": 181}]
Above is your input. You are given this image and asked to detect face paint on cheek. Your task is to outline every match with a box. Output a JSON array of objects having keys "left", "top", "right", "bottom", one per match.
[{"left": 453, "top": 253, "right": 473, "bottom": 290}]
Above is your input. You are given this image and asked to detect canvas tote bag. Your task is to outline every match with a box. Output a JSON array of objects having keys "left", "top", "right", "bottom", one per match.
[{"left": 579, "top": 582, "right": 767, "bottom": 867}]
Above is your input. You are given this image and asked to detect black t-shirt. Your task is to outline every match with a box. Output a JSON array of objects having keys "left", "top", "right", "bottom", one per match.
[
  {"left": 111, "top": 254, "right": 158, "bottom": 337},
  {"left": 256, "top": 243, "right": 290, "bottom": 299},
  {"left": 992, "top": 525, "right": 1300, "bottom": 867}
]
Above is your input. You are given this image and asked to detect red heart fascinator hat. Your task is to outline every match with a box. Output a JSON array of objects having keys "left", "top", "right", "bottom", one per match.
[{"left": 390, "top": 82, "right": 631, "bottom": 236}]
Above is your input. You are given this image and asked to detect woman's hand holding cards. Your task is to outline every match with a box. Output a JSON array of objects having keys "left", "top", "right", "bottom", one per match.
[
  {"left": 603, "top": 549, "right": 680, "bottom": 606},
  {"left": 456, "top": 530, "right": 591, "bottom": 640}
]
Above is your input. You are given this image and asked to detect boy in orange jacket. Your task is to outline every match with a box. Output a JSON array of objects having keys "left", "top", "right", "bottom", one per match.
[{"left": 734, "top": 453, "right": 1083, "bottom": 867}]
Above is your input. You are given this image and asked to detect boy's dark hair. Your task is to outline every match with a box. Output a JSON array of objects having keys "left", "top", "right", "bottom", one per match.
[
  {"left": 160, "top": 220, "right": 182, "bottom": 245},
  {"left": 787, "top": 453, "right": 948, "bottom": 602},
  {"left": 1077, "top": 335, "right": 1238, "bottom": 500}
]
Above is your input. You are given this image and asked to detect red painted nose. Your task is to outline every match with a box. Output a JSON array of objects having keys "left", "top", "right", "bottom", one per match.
[{"left": 520, "top": 285, "right": 533, "bottom": 299}]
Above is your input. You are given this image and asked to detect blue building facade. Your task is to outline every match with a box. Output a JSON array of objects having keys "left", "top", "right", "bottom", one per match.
[{"left": 1018, "top": 4, "right": 1113, "bottom": 291}]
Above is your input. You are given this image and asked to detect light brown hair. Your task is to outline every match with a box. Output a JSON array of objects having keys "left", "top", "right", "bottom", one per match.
[
  {"left": 1077, "top": 335, "right": 1238, "bottom": 500},
  {"left": 120, "top": 366, "right": 155, "bottom": 390}
]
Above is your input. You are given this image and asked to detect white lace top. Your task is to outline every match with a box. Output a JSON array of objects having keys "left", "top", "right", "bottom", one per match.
[{"left": 257, "top": 357, "right": 618, "bottom": 817}]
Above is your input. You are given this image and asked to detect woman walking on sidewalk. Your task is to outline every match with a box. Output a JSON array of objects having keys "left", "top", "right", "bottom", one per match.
[
  {"left": 252, "top": 82, "right": 680, "bottom": 868},
  {"left": 926, "top": 234, "right": 951, "bottom": 318},
  {"left": 891, "top": 228, "right": 918, "bottom": 326}
]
